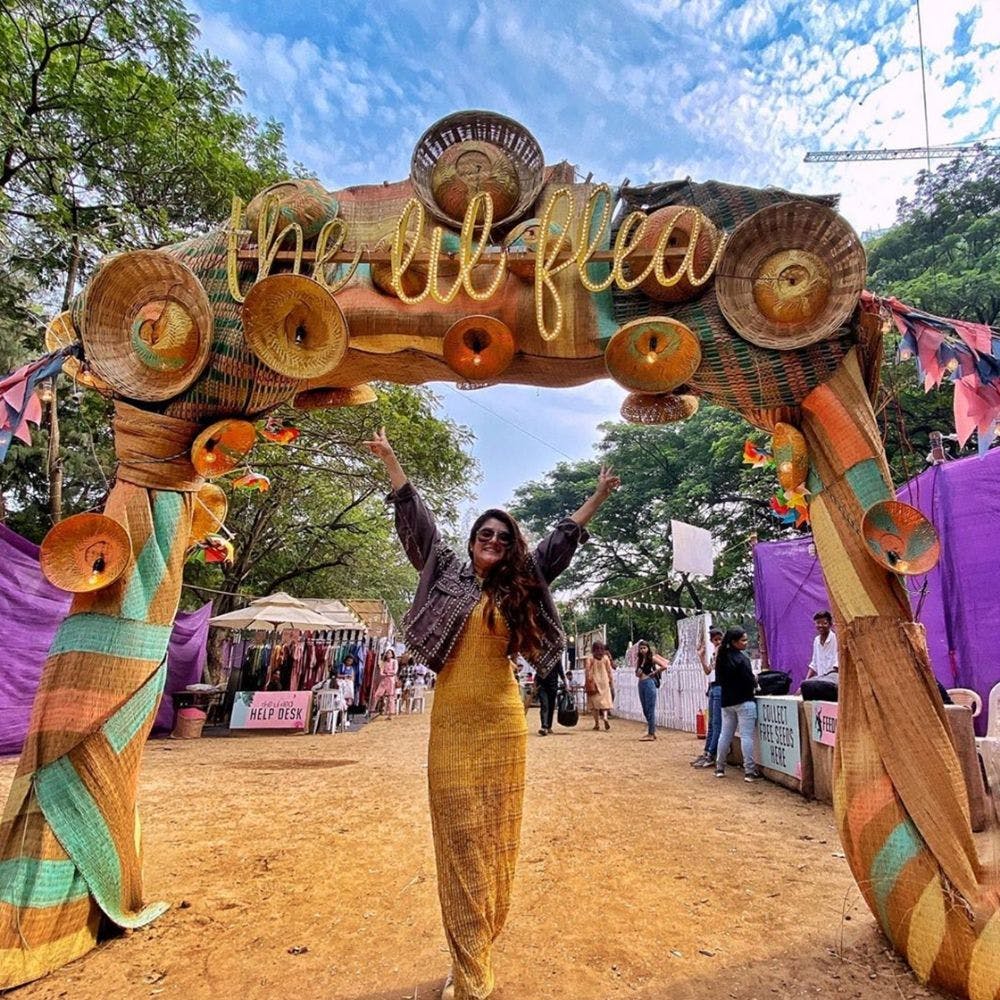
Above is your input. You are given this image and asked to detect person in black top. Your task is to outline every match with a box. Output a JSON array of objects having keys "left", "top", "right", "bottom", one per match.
[
  {"left": 634, "top": 640, "right": 668, "bottom": 741},
  {"left": 713, "top": 628, "right": 762, "bottom": 782},
  {"left": 535, "top": 655, "right": 569, "bottom": 736}
]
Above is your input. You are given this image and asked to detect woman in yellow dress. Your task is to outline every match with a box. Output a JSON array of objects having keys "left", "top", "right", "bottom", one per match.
[{"left": 365, "top": 428, "right": 618, "bottom": 999}]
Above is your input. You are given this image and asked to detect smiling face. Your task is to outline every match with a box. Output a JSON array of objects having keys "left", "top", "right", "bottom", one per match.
[{"left": 470, "top": 516, "right": 513, "bottom": 576}]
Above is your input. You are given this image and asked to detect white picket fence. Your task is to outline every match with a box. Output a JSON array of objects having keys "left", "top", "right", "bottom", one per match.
[{"left": 611, "top": 615, "right": 710, "bottom": 733}]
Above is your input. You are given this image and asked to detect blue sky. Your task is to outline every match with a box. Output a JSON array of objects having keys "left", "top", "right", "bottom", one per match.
[{"left": 190, "top": 0, "right": 999, "bottom": 519}]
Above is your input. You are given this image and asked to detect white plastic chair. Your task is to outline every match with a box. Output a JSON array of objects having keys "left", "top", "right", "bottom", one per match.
[
  {"left": 312, "top": 689, "right": 343, "bottom": 734},
  {"left": 948, "top": 687, "right": 983, "bottom": 718},
  {"left": 986, "top": 682, "right": 1000, "bottom": 738},
  {"left": 409, "top": 683, "right": 426, "bottom": 714}
]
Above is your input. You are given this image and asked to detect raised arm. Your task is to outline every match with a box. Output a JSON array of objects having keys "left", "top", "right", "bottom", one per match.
[
  {"left": 364, "top": 427, "right": 440, "bottom": 571},
  {"left": 568, "top": 465, "right": 621, "bottom": 529},
  {"left": 533, "top": 465, "right": 621, "bottom": 583}
]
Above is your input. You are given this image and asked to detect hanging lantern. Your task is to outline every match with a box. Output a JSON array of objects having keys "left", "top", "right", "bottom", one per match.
[
  {"left": 442, "top": 316, "right": 516, "bottom": 380},
  {"left": 861, "top": 501, "right": 940, "bottom": 575},
  {"left": 191, "top": 419, "right": 257, "bottom": 477},
  {"left": 771, "top": 422, "right": 809, "bottom": 491},
  {"left": 39, "top": 513, "right": 132, "bottom": 593},
  {"left": 604, "top": 317, "right": 701, "bottom": 393}
]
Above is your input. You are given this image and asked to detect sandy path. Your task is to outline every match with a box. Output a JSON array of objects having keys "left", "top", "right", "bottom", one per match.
[{"left": 0, "top": 705, "right": 971, "bottom": 1000}]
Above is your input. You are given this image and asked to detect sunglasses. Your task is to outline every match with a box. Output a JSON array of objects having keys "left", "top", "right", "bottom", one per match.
[{"left": 475, "top": 527, "right": 513, "bottom": 546}]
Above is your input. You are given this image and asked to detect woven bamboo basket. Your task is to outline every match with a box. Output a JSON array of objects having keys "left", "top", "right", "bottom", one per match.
[
  {"left": 293, "top": 384, "right": 378, "bottom": 409},
  {"left": 79, "top": 250, "right": 214, "bottom": 401},
  {"left": 39, "top": 513, "right": 132, "bottom": 593},
  {"left": 716, "top": 201, "right": 865, "bottom": 351},
  {"left": 634, "top": 206, "right": 721, "bottom": 304},
  {"left": 861, "top": 500, "right": 941, "bottom": 575},
  {"left": 245, "top": 179, "right": 340, "bottom": 240},
  {"left": 620, "top": 392, "right": 699, "bottom": 424},
  {"left": 172, "top": 708, "right": 206, "bottom": 739},
  {"left": 410, "top": 110, "right": 544, "bottom": 230},
  {"left": 605, "top": 317, "right": 701, "bottom": 393}
]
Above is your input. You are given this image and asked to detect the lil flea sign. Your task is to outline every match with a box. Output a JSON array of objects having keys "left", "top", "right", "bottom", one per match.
[{"left": 230, "top": 691, "right": 312, "bottom": 730}]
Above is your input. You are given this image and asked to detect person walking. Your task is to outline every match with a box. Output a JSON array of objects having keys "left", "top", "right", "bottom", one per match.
[
  {"left": 534, "top": 655, "right": 569, "bottom": 736},
  {"left": 366, "top": 427, "right": 618, "bottom": 1000},
  {"left": 371, "top": 648, "right": 399, "bottom": 719},
  {"left": 584, "top": 640, "right": 615, "bottom": 731},
  {"left": 692, "top": 628, "right": 724, "bottom": 767},
  {"left": 713, "top": 628, "right": 762, "bottom": 782},
  {"left": 634, "top": 640, "right": 667, "bottom": 741}
]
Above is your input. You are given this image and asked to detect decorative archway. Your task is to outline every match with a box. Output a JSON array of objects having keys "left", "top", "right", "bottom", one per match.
[{"left": 1, "top": 111, "right": 997, "bottom": 998}]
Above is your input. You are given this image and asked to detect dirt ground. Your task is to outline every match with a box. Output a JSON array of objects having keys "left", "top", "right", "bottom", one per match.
[{"left": 2, "top": 704, "right": 993, "bottom": 1000}]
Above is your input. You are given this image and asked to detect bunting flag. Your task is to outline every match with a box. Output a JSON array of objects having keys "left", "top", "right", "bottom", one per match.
[
  {"left": 866, "top": 291, "right": 1000, "bottom": 454},
  {"left": 591, "top": 596, "right": 739, "bottom": 616},
  {"left": 0, "top": 349, "right": 73, "bottom": 462}
]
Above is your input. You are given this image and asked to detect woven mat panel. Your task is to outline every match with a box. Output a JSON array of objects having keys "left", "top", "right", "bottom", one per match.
[
  {"left": 163, "top": 230, "right": 299, "bottom": 422},
  {"left": 617, "top": 178, "right": 839, "bottom": 230}
]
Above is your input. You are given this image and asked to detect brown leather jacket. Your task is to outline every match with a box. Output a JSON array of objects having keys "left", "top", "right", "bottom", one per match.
[{"left": 387, "top": 481, "right": 588, "bottom": 678}]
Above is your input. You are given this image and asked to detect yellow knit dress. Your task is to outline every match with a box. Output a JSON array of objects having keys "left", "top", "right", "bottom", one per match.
[{"left": 428, "top": 595, "right": 527, "bottom": 1000}]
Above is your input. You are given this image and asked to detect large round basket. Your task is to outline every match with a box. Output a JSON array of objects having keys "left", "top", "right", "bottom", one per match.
[
  {"left": 79, "top": 250, "right": 214, "bottom": 401},
  {"left": 716, "top": 201, "right": 865, "bottom": 351},
  {"left": 410, "top": 110, "right": 544, "bottom": 230}
]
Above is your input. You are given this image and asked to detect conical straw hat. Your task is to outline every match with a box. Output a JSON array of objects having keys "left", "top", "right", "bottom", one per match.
[
  {"left": 79, "top": 250, "right": 213, "bottom": 400},
  {"left": 39, "top": 513, "right": 132, "bottom": 593},
  {"left": 716, "top": 201, "right": 865, "bottom": 350},
  {"left": 620, "top": 392, "right": 699, "bottom": 425},
  {"left": 189, "top": 482, "right": 228, "bottom": 545},
  {"left": 861, "top": 500, "right": 940, "bottom": 575},
  {"left": 442, "top": 316, "right": 515, "bottom": 380},
  {"left": 293, "top": 384, "right": 378, "bottom": 409},
  {"left": 242, "top": 274, "right": 348, "bottom": 379},
  {"left": 44, "top": 311, "right": 113, "bottom": 394},
  {"left": 605, "top": 317, "right": 701, "bottom": 393},
  {"left": 191, "top": 419, "right": 257, "bottom": 477}
]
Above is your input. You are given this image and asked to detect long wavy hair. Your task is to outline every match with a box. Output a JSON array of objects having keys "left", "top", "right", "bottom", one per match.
[
  {"left": 634, "top": 639, "right": 654, "bottom": 672},
  {"left": 468, "top": 508, "right": 545, "bottom": 663}
]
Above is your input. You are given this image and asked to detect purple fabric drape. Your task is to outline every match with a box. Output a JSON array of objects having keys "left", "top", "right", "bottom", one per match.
[
  {"left": 753, "top": 448, "right": 1000, "bottom": 736},
  {"left": 0, "top": 523, "right": 211, "bottom": 755}
]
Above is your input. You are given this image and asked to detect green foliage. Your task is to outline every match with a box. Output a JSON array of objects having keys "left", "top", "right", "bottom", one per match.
[
  {"left": 868, "top": 145, "right": 1000, "bottom": 326},
  {"left": 182, "top": 385, "right": 477, "bottom": 623},
  {"left": 510, "top": 404, "right": 788, "bottom": 653}
]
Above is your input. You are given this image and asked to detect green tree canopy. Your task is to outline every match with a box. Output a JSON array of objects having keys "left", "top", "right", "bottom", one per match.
[{"left": 510, "top": 404, "right": 787, "bottom": 653}]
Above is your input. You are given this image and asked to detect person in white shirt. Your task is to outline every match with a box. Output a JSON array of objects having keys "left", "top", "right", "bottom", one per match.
[{"left": 805, "top": 610, "right": 838, "bottom": 679}]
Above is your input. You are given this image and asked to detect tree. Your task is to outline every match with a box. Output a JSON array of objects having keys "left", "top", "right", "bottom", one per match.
[
  {"left": 182, "top": 384, "right": 477, "bottom": 627},
  {"left": 0, "top": 0, "right": 291, "bottom": 522},
  {"left": 510, "top": 404, "right": 790, "bottom": 653}
]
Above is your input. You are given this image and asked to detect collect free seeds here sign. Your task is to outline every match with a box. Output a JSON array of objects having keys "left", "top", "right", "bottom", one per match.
[
  {"left": 756, "top": 696, "right": 802, "bottom": 779},
  {"left": 230, "top": 691, "right": 312, "bottom": 729}
]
